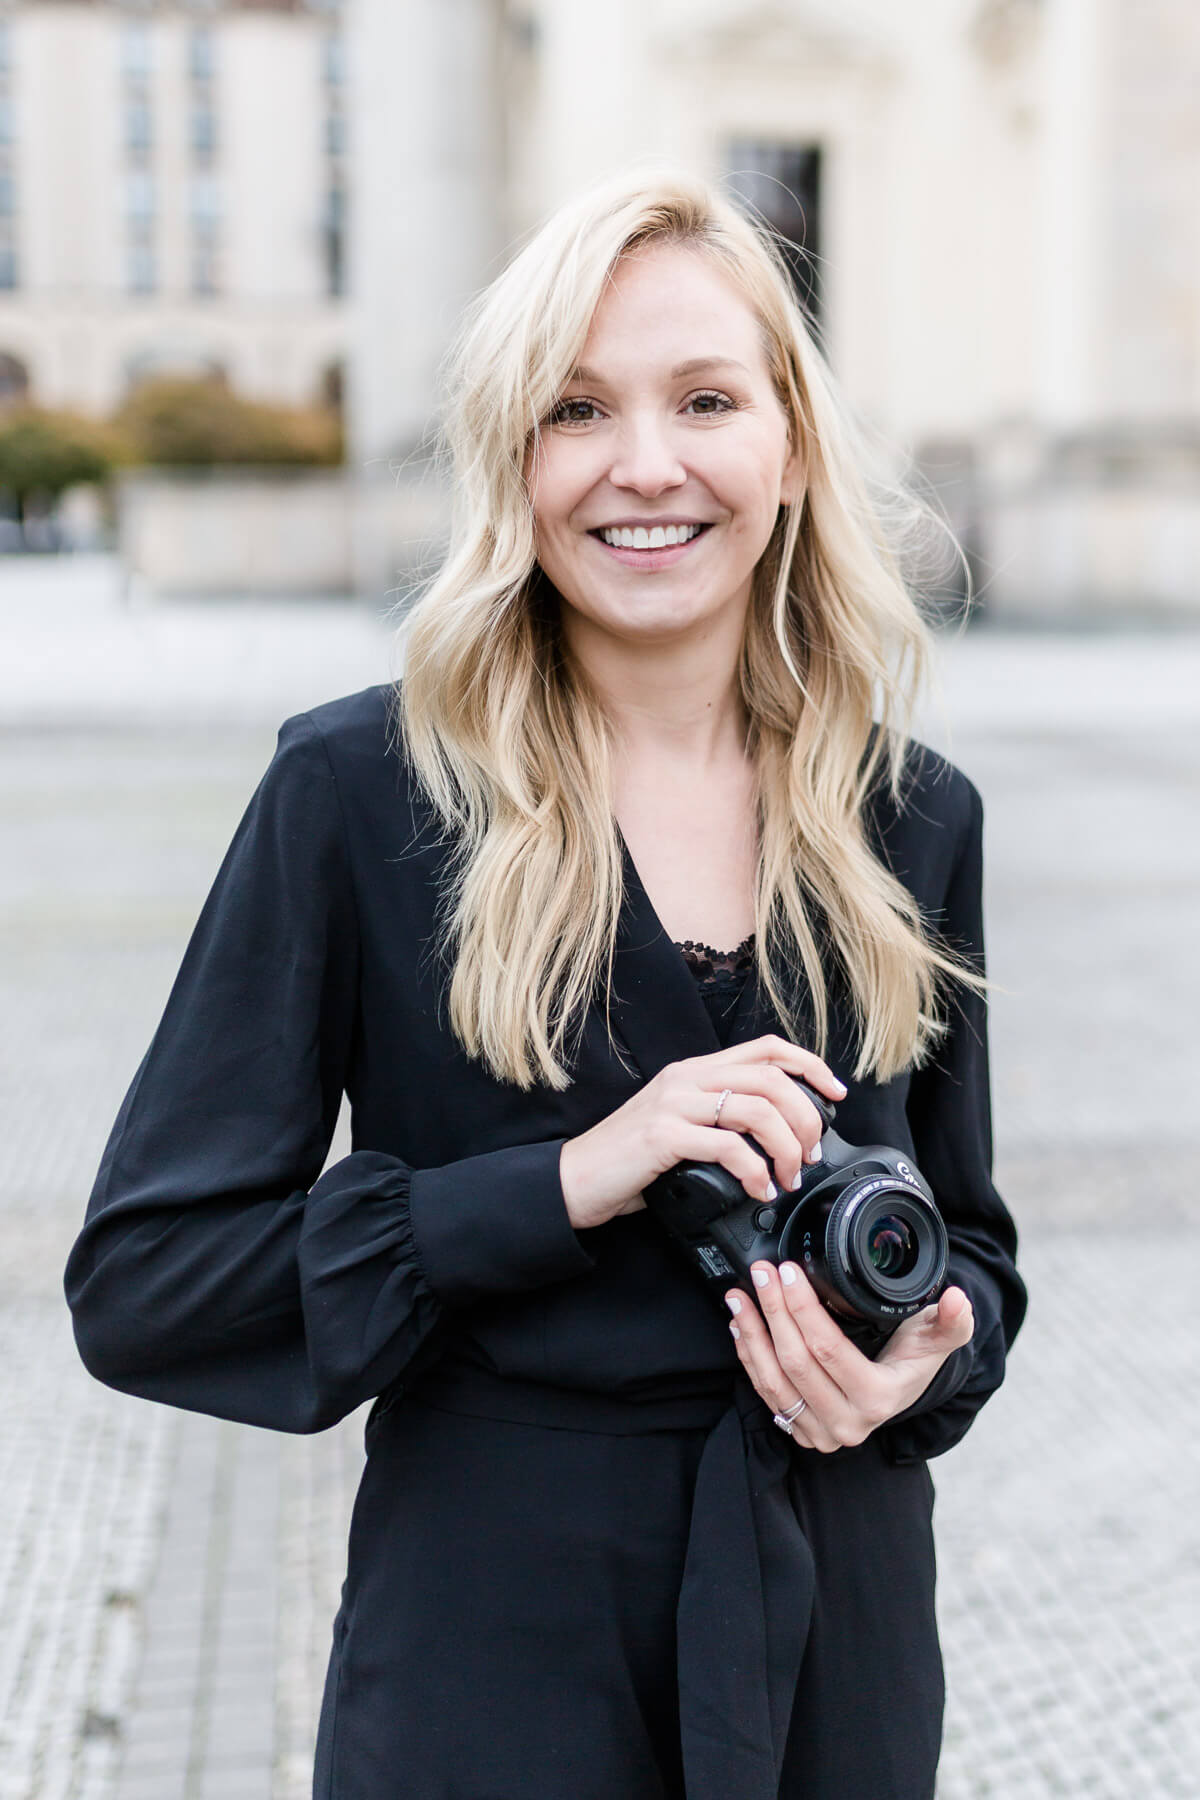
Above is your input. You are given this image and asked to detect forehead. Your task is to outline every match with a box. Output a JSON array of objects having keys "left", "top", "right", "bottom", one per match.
[{"left": 575, "top": 242, "right": 770, "bottom": 378}]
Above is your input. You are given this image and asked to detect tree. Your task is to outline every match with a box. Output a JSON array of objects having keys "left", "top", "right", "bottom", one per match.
[
  {"left": 0, "top": 409, "right": 117, "bottom": 544},
  {"left": 114, "top": 377, "right": 343, "bottom": 468}
]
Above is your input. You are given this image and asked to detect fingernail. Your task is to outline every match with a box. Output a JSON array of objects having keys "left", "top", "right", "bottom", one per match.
[
  {"left": 729, "top": 1323, "right": 741, "bottom": 1340},
  {"left": 780, "top": 1263, "right": 798, "bottom": 1286},
  {"left": 751, "top": 1266, "right": 771, "bottom": 1289},
  {"left": 766, "top": 1178, "right": 780, "bottom": 1201},
  {"left": 807, "top": 1143, "right": 823, "bottom": 1164},
  {"left": 832, "top": 1077, "right": 848, "bottom": 1096},
  {"left": 726, "top": 1294, "right": 743, "bottom": 1316}
]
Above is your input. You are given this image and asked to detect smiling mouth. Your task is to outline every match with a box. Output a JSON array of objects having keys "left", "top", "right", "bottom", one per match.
[{"left": 591, "top": 522, "right": 712, "bottom": 551}]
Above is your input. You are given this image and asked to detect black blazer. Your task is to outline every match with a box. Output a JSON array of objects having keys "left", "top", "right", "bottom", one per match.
[{"left": 64, "top": 683, "right": 1025, "bottom": 1800}]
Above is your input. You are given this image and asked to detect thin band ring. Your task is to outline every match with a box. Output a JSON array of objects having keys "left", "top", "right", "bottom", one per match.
[
  {"left": 773, "top": 1396, "right": 808, "bottom": 1433},
  {"left": 713, "top": 1088, "right": 733, "bottom": 1128}
]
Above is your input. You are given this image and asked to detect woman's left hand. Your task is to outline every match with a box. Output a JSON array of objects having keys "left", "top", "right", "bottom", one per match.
[{"left": 726, "top": 1261, "right": 975, "bottom": 1452}]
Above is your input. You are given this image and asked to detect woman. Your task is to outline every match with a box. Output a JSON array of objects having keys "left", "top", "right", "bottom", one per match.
[{"left": 65, "top": 173, "right": 1025, "bottom": 1800}]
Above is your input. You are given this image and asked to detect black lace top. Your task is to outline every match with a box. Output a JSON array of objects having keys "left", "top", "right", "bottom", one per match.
[{"left": 676, "top": 933, "right": 755, "bottom": 1046}]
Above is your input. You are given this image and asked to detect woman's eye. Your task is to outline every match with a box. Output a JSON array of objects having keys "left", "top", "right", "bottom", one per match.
[
  {"left": 549, "top": 397, "right": 600, "bottom": 426},
  {"left": 684, "top": 390, "right": 735, "bottom": 417}
]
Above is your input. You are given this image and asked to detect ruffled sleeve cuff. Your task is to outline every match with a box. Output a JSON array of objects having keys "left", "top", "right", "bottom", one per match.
[
  {"left": 407, "top": 1137, "right": 596, "bottom": 1305},
  {"left": 878, "top": 1256, "right": 1009, "bottom": 1465}
]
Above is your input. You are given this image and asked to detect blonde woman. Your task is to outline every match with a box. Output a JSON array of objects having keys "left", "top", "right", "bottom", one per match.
[{"left": 66, "top": 173, "right": 1025, "bottom": 1800}]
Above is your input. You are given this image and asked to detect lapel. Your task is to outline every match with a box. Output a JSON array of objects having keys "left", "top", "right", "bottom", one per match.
[{"left": 606, "top": 842, "right": 793, "bottom": 1081}]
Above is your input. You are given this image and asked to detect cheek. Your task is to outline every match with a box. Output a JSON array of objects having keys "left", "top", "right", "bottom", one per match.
[{"left": 529, "top": 460, "right": 586, "bottom": 551}]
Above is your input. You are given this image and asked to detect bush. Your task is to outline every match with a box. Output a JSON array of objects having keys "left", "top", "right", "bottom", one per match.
[
  {"left": 114, "top": 376, "right": 343, "bottom": 468},
  {"left": 0, "top": 408, "right": 118, "bottom": 523}
]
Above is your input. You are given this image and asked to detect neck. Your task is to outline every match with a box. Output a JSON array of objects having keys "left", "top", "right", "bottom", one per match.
[{"left": 560, "top": 605, "right": 751, "bottom": 771}]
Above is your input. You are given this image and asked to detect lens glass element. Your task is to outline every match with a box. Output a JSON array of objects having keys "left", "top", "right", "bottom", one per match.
[{"left": 866, "top": 1213, "right": 919, "bottom": 1279}]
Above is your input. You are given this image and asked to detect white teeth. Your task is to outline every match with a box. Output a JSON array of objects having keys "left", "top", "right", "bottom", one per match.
[{"left": 599, "top": 523, "right": 704, "bottom": 549}]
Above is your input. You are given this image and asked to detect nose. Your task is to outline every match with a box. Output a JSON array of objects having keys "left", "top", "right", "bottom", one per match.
[{"left": 607, "top": 413, "right": 687, "bottom": 498}]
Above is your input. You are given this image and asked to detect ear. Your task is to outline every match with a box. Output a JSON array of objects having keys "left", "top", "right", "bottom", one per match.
[{"left": 778, "top": 438, "right": 805, "bottom": 509}]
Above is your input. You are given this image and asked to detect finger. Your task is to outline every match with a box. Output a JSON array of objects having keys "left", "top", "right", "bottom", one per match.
[
  {"left": 773, "top": 1260, "right": 898, "bottom": 1412},
  {"left": 726, "top": 1293, "right": 804, "bottom": 1418},
  {"left": 727, "top": 1296, "right": 847, "bottom": 1454},
  {"left": 937, "top": 1286, "right": 975, "bottom": 1341},
  {"left": 693, "top": 1090, "right": 808, "bottom": 1194},
  {"left": 672, "top": 1123, "right": 775, "bottom": 1201},
  {"left": 882, "top": 1287, "right": 975, "bottom": 1366},
  {"left": 699, "top": 1067, "right": 828, "bottom": 1183},
  {"left": 749, "top": 1262, "right": 880, "bottom": 1440},
  {"left": 715, "top": 1036, "right": 847, "bottom": 1105}
]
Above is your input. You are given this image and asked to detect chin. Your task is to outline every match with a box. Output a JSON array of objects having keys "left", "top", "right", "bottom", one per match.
[{"left": 568, "top": 581, "right": 737, "bottom": 640}]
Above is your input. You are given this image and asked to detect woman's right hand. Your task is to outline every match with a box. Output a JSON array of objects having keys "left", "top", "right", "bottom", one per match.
[{"left": 558, "top": 1036, "right": 848, "bottom": 1233}]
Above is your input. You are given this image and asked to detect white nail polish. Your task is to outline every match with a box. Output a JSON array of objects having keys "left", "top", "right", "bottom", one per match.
[
  {"left": 780, "top": 1263, "right": 797, "bottom": 1286},
  {"left": 726, "top": 1294, "right": 743, "bottom": 1316},
  {"left": 751, "top": 1266, "right": 770, "bottom": 1289},
  {"left": 729, "top": 1323, "right": 741, "bottom": 1340},
  {"left": 809, "top": 1143, "right": 823, "bottom": 1164},
  {"left": 767, "top": 1179, "right": 780, "bottom": 1201}
]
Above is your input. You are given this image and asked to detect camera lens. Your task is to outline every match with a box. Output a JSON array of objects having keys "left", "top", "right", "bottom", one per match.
[{"left": 866, "top": 1213, "right": 919, "bottom": 1279}]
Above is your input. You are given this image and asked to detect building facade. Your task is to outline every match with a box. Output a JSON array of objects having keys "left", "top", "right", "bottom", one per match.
[
  {"left": 0, "top": 0, "right": 347, "bottom": 417},
  {"left": 352, "top": 0, "right": 1200, "bottom": 617},
  {"left": 2, "top": 0, "right": 1196, "bottom": 613}
]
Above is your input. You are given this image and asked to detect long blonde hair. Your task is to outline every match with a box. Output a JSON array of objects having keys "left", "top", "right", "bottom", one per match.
[{"left": 399, "top": 170, "right": 974, "bottom": 1091}]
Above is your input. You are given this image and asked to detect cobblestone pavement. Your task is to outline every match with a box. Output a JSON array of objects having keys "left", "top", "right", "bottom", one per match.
[{"left": 1, "top": 567, "right": 1197, "bottom": 1798}]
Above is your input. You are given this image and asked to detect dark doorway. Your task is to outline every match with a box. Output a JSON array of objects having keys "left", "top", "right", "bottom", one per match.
[
  {"left": 0, "top": 349, "right": 29, "bottom": 408},
  {"left": 726, "top": 143, "right": 823, "bottom": 329}
]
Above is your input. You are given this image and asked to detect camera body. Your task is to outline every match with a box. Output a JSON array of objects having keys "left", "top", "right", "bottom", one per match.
[{"left": 643, "top": 1079, "right": 949, "bottom": 1355}]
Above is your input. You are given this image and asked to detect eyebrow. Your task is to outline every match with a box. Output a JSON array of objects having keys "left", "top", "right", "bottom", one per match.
[{"left": 568, "top": 357, "right": 752, "bottom": 384}]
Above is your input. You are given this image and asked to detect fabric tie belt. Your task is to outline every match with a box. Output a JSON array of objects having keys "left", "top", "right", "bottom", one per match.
[{"left": 407, "top": 1359, "right": 816, "bottom": 1800}]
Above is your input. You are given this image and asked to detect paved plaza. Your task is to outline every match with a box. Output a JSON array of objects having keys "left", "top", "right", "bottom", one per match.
[{"left": 1, "top": 560, "right": 1198, "bottom": 1798}]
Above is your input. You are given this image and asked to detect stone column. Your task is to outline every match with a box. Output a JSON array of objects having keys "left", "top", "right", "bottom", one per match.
[{"left": 347, "top": 0, "right": 504, "bottom": 472}]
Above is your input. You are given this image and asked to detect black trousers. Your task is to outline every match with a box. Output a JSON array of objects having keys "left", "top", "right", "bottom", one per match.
[{"left": 314, "top": 1398, "right": 943, "bottom": 1799}]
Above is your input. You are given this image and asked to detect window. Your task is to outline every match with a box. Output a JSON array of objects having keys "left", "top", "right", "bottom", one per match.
[
  {"left": 125, "top": 100, "right": 152, "bottom": 152},
  {"left": 191, "top": 247, "right": 218, "bottom": 296},
  {"left": 320, "top": 29, "right": 346, "bottom": 297},
  {"left": 726, "top": 142, "right": 823, "bottom": 325},
  {"left": 128, "top": 245, "right": 156, "bottom": 294},
  {"left": 191, "top": 107, "right": 216, "bottom": 156},
  {"left": 125, "top": 169, "right": 155, "bottom": 221},
  {"left": 189, "top": 28, "right": 215, "bottom": 84},
  {"left": 322, "top": 33, "right": 344, "bottom": 86},
  {"left": 323, "top": 184, "right": 345, "bottom": 297},
  {"left": 120, "top": 24, "right": 152, "bottom": 81},
  {"left": 189, "top": 173, "right": 220, "bottom": 229}
]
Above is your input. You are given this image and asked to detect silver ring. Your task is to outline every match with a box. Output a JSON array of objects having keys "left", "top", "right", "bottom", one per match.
[
  {"left": 773, "top": 1397, "right": 808, "bottom": 1433},
  {"left": 713, "top": 1088, "right": 733, "bottom": 1127}
]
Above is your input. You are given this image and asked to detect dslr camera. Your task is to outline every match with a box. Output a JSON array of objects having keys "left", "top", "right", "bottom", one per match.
[{"left": 644, "top": 1078, "right": 948, "bottom": 1354}]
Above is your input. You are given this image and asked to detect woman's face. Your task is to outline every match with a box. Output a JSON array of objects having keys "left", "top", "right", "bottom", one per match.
[{"left": 528, "top": 243, "right": 801, "bottom": 650}]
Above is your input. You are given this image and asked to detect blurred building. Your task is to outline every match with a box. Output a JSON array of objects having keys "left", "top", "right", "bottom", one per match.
[
  {"left": 1, "top": 0, "right": 1196, "bottom": 615},
  {"left": 0, "top": 0, "right": 346, "bottom": 416},
  {"left": 353, "top": 0, "right": 1200, "bottom": 618}
]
